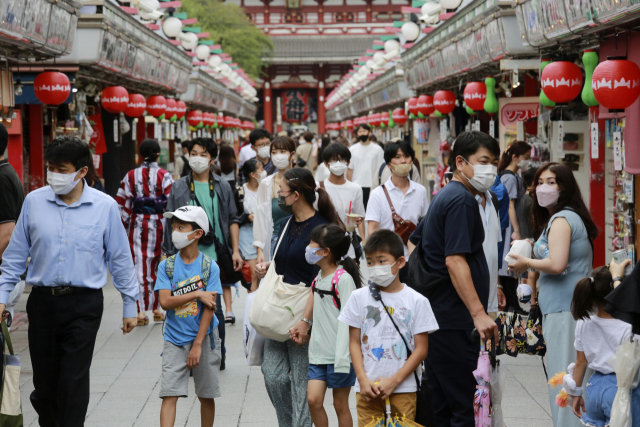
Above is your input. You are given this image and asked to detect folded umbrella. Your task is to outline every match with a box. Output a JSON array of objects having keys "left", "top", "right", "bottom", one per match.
[
  {"left": 609, "top": 338, "right": 640, "bottom": 427},
  {"left": 473, "top": 342, "right": 491, "bottom": 427}
]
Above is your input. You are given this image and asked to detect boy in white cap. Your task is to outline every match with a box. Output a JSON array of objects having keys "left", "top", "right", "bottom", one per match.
[{"left": 155, "top": 205, "right": 223, "bottom": 427}]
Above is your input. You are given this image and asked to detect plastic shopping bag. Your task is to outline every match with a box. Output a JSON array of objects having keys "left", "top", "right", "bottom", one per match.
[{"left": 243, "top": 291, "right": 265, "bottom": 366}]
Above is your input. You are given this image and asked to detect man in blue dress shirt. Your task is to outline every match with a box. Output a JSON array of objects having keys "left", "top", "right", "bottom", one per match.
[{"left": 0, "top": 136, "right": 139, "bottom": 427}]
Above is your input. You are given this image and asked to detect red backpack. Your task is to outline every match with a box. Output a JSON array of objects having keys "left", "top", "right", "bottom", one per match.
[{"left": 311, "top": 269, "right": 346, "bottom": 310}]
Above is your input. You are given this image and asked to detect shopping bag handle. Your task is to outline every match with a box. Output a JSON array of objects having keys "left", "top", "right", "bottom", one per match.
[{"left": 1, "top": 318, "right": 14, "bottom": 356}]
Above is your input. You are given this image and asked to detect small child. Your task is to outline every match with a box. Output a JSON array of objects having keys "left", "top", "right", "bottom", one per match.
[
  {"left": 155, "top": 206, "right": 223, "bottom": 427},
  {"left": 302, "top": 224, "right": 363, "bottom": 427},
  {"left": 338, "top": 229, "right": 439, "bottom": 427},
  {"left": 570, "top": 259, "right": 639, "bottom": 426}
]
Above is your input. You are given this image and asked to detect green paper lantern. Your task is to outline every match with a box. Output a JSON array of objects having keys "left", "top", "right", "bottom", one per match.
[
  {"left": 418, "top": 112, "right": 425, "bottom": 119},
  {"left": 213, "top": 123, "right": 218, "bottom": 128},
  {"left": 196, "top": 122, "right": 204, "bottom": 128},
  {"left": 388, "top": 111, "right": 395, "bottom": 128},
  {"left": 409, "top": 113, "right": 416, "bottom": 120},
  {"left": 436, "top": 111, "right": 443, "bottom": 118},
  {"left": 582, "top": 50, "right": 599, "bottom": 107},
  {"left": 484, "top": 77, "right": 499, "bottom": 114},
  {"left": 158, "top": 113, "right": 165, "bottom": 121},
  {"left": 169, "top": 114, "right": 177, "bottom": 122},
  {"left": 466, "top": 106, "right": 477, "bottom": 116},
  {"left": 380, "top": 123, "right": 386, "bottom": 128},
  {"left": 540, "top": 59, "right": 556, "bottom": 109}
]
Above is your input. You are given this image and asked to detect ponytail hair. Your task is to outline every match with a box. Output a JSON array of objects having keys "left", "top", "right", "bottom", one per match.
[
  {"left": 283, "top": 168, "right": 343, "bottom": 227},
  {"left": 309, "top": 224, "right": 363, "bottom": 289},
  {"left": 498, "top": 140, "right": 532, "bottom": 172},
  {"left": 571, "top": 266, "right": 613, "bottom": 321},
  {"left": 240, "top": 158, "right": 260, "bottom": 182}
]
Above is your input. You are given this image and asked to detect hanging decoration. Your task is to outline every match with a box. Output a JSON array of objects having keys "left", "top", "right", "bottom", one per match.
[
  {"left": 484, "top": 77, "right": 498, "bottom": 114},
  {"left": 541, "top": 60, "right": 582, "bottom": 105},
  {"left": 101, "top": 86, "right": 129, "bottom": 114},
  {"left": 582, "top": 50, "right": 599, "bottom": 107},
  {"left": 165, "top": 98, "right": 178, "bottom": 121},
  {"left": 380, "top": 112, "right": 390, "bottom": 127},
  {"left": 146, "top": 95, "right": 167, "bottom": 118},
  {"left": 387, "top": 110, "right": 396, "bottom": 128},
  {"left": 187, "top": 110, "right": 203, "bottom": 127},
  {"left": 392, "top": 108, "right": 408, "bottom": 125},
  {"left": 434, "top": 90, "right": 456, "bottom": 115},
  {"left": 124, "top": 94, "right": 146, "bottom": 117},
  {"left": 592, "top": 58, "right": 640, "bottom": 112},
  {"left": 464, "top": 82, "right": 487, "bottom": 112},
  {"left": 34, "top": 71, "right": 71, "bottom": 105},
  {"left": 417, "top": 94, "right": 435, "bottom": 118},
  {"left": 345, "top": 119, "right": 354, "bottom": 130},
  {"left": 540, "top": 59, "right": 556, "bottom": 109},
  {"left": 466, "top": 106, "right": 477, "bottom": 116},
  {"left": 408, "top": 97, "right": 419, "bottom": 118},
  {"left": 282, "top": 89, "right": 309, "bottom": 123},
  {"left": 175, "top": 100, "right": 187, "bottom": 120},
  {"left": 401, "top": 22, "right": 420, "bottom": 42}
]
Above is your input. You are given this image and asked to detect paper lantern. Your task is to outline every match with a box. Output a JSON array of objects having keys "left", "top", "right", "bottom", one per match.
[
  {"left": 195, "top": 44, "right": 211, "bottom": 61},
  {"left": 592, "top": 58, "right": 640, "bottom": 112},
  {"left": 401, "top": 22, "right": 420, "bottom": 42},
  {"left": 34, "top": 71, "right": 71, "bottom": 105},
  {"left": 380, "top": 112, "right": 390, "bottom": 127},
  {"left": 387, "top": 110, "right": 396, "bottom": 128},
  {"left": 540, "top": 59, "right": 556, "bottom": 109},
  {"left": 433, "top": 90, "right": 456, "bottom": 115},
  {"left": 340, "top": 121, "right": 345, "bottom": 129},
  {"left": 175, "top": 100, "right": 187, "bottom": 119},
  {"left": 417, "top": 94, "right": 435, "bottom": 117},
  {"left": 541, "top": 60, "right": 583, "bottom": 105},
  {"left": 209, "top": 55, "right": 223, "bottom": 68},
  {"left": 124, "top": 93, "right": 146, "bottom": 117},
  {"left": 582, "top": 50, "right": 599, "bottom": 107},
  {"left": 345, "top": 119, "right": 354, "bottom": 130},
  {"left": 384, "top": 40, "right": 400, "bottom": 55},
  {"left": 201, "top": 112, "right": 210, "bottom": 128},
  {"left": 484, "top": 77, "right": 499, "bottom": 114},
  {"left": 392, "top": 108, "right": 408, "bottom": 125},
  {"left": 146, "top": 96, "right": 167, "bottom": 117},
  {"left": 466, "top": 106, "right": 476, "bottom": 116},
  {"left": 165, "top": 98, "right": 178, "bottom": 121},
  {"left": 367, "top": 114, "right": 376, "bottom": 127},
  {"left": 217, "top": 114, "right": 225, "bottom": 128},
  {"left": 440, "top": 0, "right": 463, "bottom": 8},
  {"left": 101, "top": 86, "right": 129, "bottom": 114},
  {"left": 372, "top": 113, "right": 382, "bottom": 127},
  {"left": 181, "top": 32, "right": 198, "bottom": 50},
  {"left": 162, "top": 17, "right": 183, "bottom": 38},
  {"left": 463, "top": 82, "right": 486, "bottom": 111},
  {"left": 187, "top": 110, "right": 203, "bottom": 127},
  {"left": 408, "top": 97, "right": 420, "bottom": 118}
]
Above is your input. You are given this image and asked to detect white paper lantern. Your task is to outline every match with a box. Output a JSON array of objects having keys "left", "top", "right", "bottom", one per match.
[
  {"left": 421, "top": 1, "right": 443, "bottom": 17},
  {"left": 219, "top": 63, "right": 232, "bottom": 77},
  {"left": 181, "top": 32, "right": 198, "bottom": 50},
  {"left": 401, "top": 21, "right": 420, "bottom": 42},
  {"left": 358, "top": 65, "right": 370, "bottom": 76},
  {"left": 439, "top": 0, "right": 463, "bottom": 9},
  {"left": 162, "top": 16, "right": 183, "bottom": 38},
  {"left": 384, "top": 40, "right": 400, "bottom": 55},
  {"left": 195, "top": 44, "right": 210, "bottom": 61},
  {"left": 373, "top": 51, "right": 386, "bottom": 67},
  {"left": 208, "top": 55, "right": 222, "bottom": 68},
  {"left": 366, "top": 59, "right": 376, "bottom": 70}
]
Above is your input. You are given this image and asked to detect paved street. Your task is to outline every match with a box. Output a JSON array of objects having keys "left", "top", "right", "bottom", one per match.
[{"left": 13, "top": 283, "right": 554, "bottom": 427}]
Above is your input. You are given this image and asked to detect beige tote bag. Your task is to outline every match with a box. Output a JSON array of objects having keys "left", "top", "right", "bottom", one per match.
[{"left": 249, "top": 219, "right": 311, "bottom": 341}]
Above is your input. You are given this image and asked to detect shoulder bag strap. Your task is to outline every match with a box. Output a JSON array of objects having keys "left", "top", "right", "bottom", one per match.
[
  {"left": 272, "top": 218, "right": 292, "bottom": 259},
  {"left": 382, "top": 185, "right": 406, "bottom": 224},
  {"left": 201, "top": 254, "right": 212, "bottom": 286},
  {"left": 1, "top": 320, "right": 14, "bottom": 356}
]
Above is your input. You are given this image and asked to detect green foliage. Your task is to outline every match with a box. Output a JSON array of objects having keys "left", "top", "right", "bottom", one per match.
[{"left": 179, "top": 0, "right": 273, "bottom": 79}]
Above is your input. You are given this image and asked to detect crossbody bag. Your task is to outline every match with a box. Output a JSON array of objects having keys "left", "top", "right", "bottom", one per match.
[{"left": 381, "top": 184, "right": 416, "bottom": 245}]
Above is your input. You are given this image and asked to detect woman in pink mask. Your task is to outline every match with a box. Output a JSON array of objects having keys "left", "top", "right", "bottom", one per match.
[{"left": 508, "top": 162, "right": 597, "bottom": 427}]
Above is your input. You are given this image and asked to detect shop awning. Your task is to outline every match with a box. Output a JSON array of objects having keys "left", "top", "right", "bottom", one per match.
[{"left": 181, "top": 70, "right": 227, "bottom": 112}]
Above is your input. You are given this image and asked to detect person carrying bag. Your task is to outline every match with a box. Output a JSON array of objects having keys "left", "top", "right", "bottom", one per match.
[{"left": 381, "top": 185, "right": 416, "bottom": 245}]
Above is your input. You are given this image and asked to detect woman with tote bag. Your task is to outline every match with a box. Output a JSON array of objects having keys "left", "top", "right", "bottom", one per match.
[{"left": 253, "top": 168, "right": 343, "bottom": 427}]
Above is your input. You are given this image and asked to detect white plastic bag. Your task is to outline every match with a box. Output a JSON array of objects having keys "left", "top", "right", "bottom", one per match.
[
  {"left": 490, "top": 360, "right": 505, "bottom": 427},
  {"left": 243, "top": 292, "right": 265, "bottom": 366},
  {"left": 504, "top": 239, "right": 532, "bottom": 264},
  {"left": 609, "top": 339, "right": 640, "bottom": 427}
]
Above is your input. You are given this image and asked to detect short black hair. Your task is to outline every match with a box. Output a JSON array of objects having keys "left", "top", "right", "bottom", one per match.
[
  {"left": 191, "top": 137, "right": 218, "bottom": 159},
  {"left": 171, "top": 216, "right": 203, "bottom": 231},
  {"left": 0, "top": 123, "right": 7, "bottom": 157},
  {"left": 384, "top": 141, "right": 415, "bottom": 164},
  {"left": 139, "top": 139, "right": 160, "bottom": 162},
  {"left": 523, "top": 166, "right": 538, "bottom": 188},
  {"left": 450, "top": 131, "right": 500, "bottom": 172},
  {"left": 363, "top": 229, "right": 405, "bottom": 260},
  {"left": 249, "top": 129, "right": 270, "bottom": 145},
  {"left": 303, "top": 132, "right": 314, "bottom": 143},
  {"left": 357, "top": 124, "right": 370, "bottom": 132},
  {"left": 322, "top": 142, "right": 351, "bottom": 163},
  {"left": 181, "top": 140, "right": 191, "bottom": 151},
  {"left": 44, "top": 136, "right": 91, "bottom": 171}
]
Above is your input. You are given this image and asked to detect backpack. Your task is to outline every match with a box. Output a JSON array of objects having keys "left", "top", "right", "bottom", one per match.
[
  {"left": 311, "top": 269, "right": 345, "bottom": 310},
  {"left": 378, "top": 162, "right": 413, "bottom": 184},
  {"left": 165, "top": 253, "right": 212, "bottom": 288}
]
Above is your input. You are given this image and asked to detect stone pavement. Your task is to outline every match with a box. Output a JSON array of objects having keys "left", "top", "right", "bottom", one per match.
[{"left": 12, "top": 282, "right": 554, "bottom": 427}]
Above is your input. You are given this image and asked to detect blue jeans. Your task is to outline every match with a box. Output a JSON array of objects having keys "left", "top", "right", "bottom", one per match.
[{"left": 582, "top": 371, "right": 640, "bottom": 427}]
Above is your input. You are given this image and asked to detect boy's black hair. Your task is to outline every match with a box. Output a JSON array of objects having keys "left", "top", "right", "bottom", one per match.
[
  {"left": 322, "top": 142, "right": 351, "bottom": 163},
  {"left": 191, "top": 137, "right": 218, "bottom": 159},
  {"left": 249, "top": 129, "right": 271, "bottom": 145},
  {"left": 0, "top": 123, "right": 7, "bottom": 157},
  {"left": 523, "top": 166, "right": 538, "bottom": 188},
  {"left": 181, "top": 140, "right": 192, "bottom": 152},
  {"left": 384, "top": 140, "right": 415, "bottom": 164},
  {"left": 356, "top": 124, "right": 370, "bottom": 132},
  {"left": 450, "top": 131, "right": 500, "bottom": 172},
  {"left": 139, "top": 139, "right": 160, "bottom": 162},
  {"left": 171, "top": 216, "right": 203, "bottom": 232},
  {"left": 303, "top": 132, "right": 314, "bottom": 143},
  {"left": 363, "top": 229, "right": 405, "bottom": 260},
  {"left": 44, "top": 136, "right": 91, "bottom": 171}
]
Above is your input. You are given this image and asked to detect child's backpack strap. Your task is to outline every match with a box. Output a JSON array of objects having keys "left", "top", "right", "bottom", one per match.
[
  {"left": 201, "top": 254, "right": 212, "bottom": 287},
  {"left": 165, "top": 255, "right": 177, "bottom": 282},
  {"left": 312, "top": 269, "right": 346, "bottom": 311}
]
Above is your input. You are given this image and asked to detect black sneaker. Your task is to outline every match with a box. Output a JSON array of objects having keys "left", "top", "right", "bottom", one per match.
[{"left": 220, "top": 354, "right": 226, "bottom": 371}]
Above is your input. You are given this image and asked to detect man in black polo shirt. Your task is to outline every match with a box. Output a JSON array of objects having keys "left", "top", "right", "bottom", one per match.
[
  {"left": 411, "top": 131, "right": 499, "bottom": 427},
  {"left": 0, "top": 123, "right": 24, "bottom": 262}
]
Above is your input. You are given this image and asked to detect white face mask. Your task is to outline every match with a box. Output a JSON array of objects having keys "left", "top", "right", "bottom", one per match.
[
  {"left": 189, "top": 156, "right": 210, "bottom": 174},
  {"left": 254, "top": 170, "right": 268, "bottom": 183},
  {"left": 329, "top": 161, "right": 348, "bottom": 176},
  {"left": 47, "top": 169, "right": 82, "bottom": 195},
  {"left": 272, "top": 153, "right": 291, "bottom": 170},
  {"left": 518, "top": 159, "right": 531, "bottom": 170},
  {"left": 172, "top": 230, "right": 198, "bottom": 250},
  {"left": 368, "top": 261, "right": 398, "bottom": 288},
  {"left": 461, "top": 158, "right": 497, "bottom": 193},
  {"left": 257, "top": 146, "right": 271, "bottom": 158}
]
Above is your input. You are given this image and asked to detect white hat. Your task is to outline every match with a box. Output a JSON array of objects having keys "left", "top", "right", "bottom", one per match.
[{"left": 163, "top": 206, "right": 210, "bottom": 234}]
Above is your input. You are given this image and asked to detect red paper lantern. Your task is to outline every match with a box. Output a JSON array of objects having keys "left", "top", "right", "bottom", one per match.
[
  {"left": 434, "top": 90, "right": 456, "bottom": 115},
  {"left": 217, "top": 114, "right": 225, "bottom": 128},
  {"left": 417, "top": 95, "right": 435, "bottom": 116},
  {"left": 463, "top": 82, "right": 487, "bottom": 111},
  {"left": 340, "top": 121, "right": 345, "bottom": 129},
  {"left": 345, "top": 119, "right": 354, "bottom": 130},
  {"left": 541, "top": 61, "right": 583, "bottom": 104},
  {"left": 592, "top": 59, "right": 640, "bottom": 112},
  {"left": 408, "top": 97, "right": 420, "bottom": 116},
  {"left": 34, "top": 71, "right": 70, "bottom": 105},
  {"left": 101, "top": 86, "right": 129, "bottom": 114},
  {"left": 165, "top": 98, "right": 178, "bottom": 120},
  {"left": 124, "top": 94, "right": 146, "bottom": 117},
  {"left": 187, "top": 110, "right": 203, "bottom": 127},
  {"left": 380, "top": 112, "right": 390, "bottom": 126},
  {"left": 242, "top": 121, "right": 255, "bottom": 130},
  {"left": 392, "top": 108, "right": 408, "bottom": 124},
  {"left": 175, "top": 101, "right": 187, "bottom": 119},
  {"left": 146, "top": 96, "right": 167, "bottom": 118},
  {"left": 367, "top": 114, "right": 375, "bottom": 127}
]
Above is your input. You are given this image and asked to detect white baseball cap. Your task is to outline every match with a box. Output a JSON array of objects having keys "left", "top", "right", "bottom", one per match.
[{"left": 163, "top": 206, "right": 210, "bottom": 234}]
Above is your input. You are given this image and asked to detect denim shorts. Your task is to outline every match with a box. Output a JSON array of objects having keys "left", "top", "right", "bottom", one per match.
[
  {"left": 582, "top": 371, "right": 617, "bottom": 427},
  {"left": 308, "top": 364, "right": 356, "bottom": 389}
]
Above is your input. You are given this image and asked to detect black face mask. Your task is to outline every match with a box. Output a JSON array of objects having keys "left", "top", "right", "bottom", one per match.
[
  {"left": 358, "top": 135, "right": 368, "bottom": 143},
  {"left": 277, "top": 195, "right": 294, "bottom": 214}
]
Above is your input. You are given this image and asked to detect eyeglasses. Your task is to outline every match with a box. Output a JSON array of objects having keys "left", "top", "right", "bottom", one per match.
[{"left": 255, "top": 142, "right": 271, "bottom": 148}]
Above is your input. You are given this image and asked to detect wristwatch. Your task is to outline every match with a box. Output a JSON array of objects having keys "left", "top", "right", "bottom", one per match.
[
  {"left": 612, "top": 276, "right": 624, "bottom": 284},
  {"left": 302, "top": 317, "right": 313, "bottom": 327}
]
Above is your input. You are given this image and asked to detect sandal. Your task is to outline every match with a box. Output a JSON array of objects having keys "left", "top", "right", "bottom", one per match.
[
  {"left": 225, "top": 312, "right": 235, "bottom": 325},
  {"left": 137, "top": 316, "right": 149, "bottom": 326},
  {"left": 153, "top": 313, "right": 166, "bottom": 322}
]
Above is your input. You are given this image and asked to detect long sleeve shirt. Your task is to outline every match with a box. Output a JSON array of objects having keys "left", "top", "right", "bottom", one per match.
[{"left": 0, "top": 183, "right": 139, "bottom": 318}]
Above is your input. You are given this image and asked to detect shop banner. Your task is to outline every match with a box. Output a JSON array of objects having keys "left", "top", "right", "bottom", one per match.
[
  {"left": 88, "top": 113, "right": 107, "bottom": 154},
  {"left": 414, "top": 119, "right": 430, "bottom": 144},
  {"left": 613, "top": 131, "right": 622, "bottom": 171},
  {"left": 590, "top": 123, "right": 598, "bottom": 159}
]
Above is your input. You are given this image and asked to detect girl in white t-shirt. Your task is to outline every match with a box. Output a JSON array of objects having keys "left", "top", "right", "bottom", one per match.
[
  {"left": 237, "top": 159, "right": 265, "bottom": 293},
  {"left": 569, "top": 260, "right": 638, "bottom": 426}
]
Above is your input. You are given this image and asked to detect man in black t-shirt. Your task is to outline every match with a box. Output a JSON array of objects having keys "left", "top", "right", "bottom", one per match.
[
  {"left": 409, "top": 131, "right": 499, "bottom": 427},
  {"left": 0, "top": 123, "right": 24, "bottom": 263}
]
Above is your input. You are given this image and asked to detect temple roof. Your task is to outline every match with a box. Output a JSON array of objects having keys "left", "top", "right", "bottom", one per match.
[{"left": 264, "top": 35, "right": 378, "bottom": 64}]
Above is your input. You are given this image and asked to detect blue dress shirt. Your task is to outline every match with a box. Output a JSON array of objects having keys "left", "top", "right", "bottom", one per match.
[{"left": 0, "top": 182, "right": 139, "bottom": 318}]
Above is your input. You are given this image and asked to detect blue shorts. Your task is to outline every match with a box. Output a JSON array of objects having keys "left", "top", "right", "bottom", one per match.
[
  {"left": 308, "top": 364, "right": 356, "bottom": 389},
  {"left": 582, "top": 371, "right": 640, "bottom": 427}
]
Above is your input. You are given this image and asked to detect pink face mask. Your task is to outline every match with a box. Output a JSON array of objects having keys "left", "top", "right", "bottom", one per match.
[{"left": 536, "top": 184, "right": 560, "bottom": 208}]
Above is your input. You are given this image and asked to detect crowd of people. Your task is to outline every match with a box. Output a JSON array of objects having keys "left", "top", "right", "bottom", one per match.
[{"left": 0, "top": 122, "right": 639, "bottom": 427}]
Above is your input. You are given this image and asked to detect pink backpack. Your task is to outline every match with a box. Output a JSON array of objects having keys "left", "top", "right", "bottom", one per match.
[{"left": 311, "top": 269, "right": 345, "bottom": 310}]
